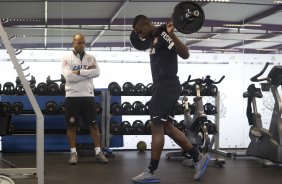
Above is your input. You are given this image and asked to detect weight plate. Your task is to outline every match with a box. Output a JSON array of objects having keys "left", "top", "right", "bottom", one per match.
[
  {"left": 130, "top": 30, "right": 151, "bottom": 51},
  {"left": 172, "top": 1, "right": 205, "bottom": 34}
]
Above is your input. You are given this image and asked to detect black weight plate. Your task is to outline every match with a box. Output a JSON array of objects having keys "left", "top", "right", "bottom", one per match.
[
  {"left": 130, "top": 30, "right": 151, "bottom": 51},
  {"left": 172, "top": 1, "right": 205, "bottom": 34}
]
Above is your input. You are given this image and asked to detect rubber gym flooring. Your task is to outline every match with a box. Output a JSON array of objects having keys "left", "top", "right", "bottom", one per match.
[{"left": 0, "top": 149, "right": 281, "bottom": 184}]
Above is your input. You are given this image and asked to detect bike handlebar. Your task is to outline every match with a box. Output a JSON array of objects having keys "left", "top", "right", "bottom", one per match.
[
  {"left": 213, "top": 75, "right": 225, "bottom": 84},
  {"left": 250, "top": 62, "right": 271, "bottom": 82},
  {"left": 186, "top": 75, "right": 225, "bottom": 85}
]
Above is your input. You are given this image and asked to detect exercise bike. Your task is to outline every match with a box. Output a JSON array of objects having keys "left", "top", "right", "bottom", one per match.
[
  {"left": 240, "top": 62, "right": 282, "bottom": 166},
  {"left": 165, "top": 75, "right": 225, "bottom": 167}
]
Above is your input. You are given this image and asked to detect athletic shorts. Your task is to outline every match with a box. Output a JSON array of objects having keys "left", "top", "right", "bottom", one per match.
[
  {"left": 64, "top": 97, "right": 97, "bottom": 128},
  {"left": 149, "top": 79, "right": 181, "bottom": 122}
]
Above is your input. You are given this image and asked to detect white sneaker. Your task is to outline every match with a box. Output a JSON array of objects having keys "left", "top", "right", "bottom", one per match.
[
  {"left": 132, "top": 168, "right": 160, "bottom": 183},
  {"left": 194, "top": 153, "right": 210, "bottom": 180},
  {"left": 69, "top": 152, "right": 78, "bottom": 165},
  {"left": 96, "top": 151, "right": 109, "bottom": 164}
]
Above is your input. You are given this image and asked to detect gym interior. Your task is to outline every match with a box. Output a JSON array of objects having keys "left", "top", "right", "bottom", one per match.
[{"left": 0, "top": 0, "right": 282, "bottom": 184}]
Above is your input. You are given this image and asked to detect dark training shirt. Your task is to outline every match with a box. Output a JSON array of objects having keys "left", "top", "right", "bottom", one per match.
[{"left": 149, "top": 25, "right": 178, "bottom": 83}]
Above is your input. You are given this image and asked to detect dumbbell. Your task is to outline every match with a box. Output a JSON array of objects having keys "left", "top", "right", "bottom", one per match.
[
  {"left": 47, "top": 83, "right": 60, "bottom": 96},
  {"left": 110, "top": 121, "right": 122, "bottom": 135},
  {"left": 108, "top": 82, "right": 121, "bottom": 96},
  {"left": 145, "top": 120, "right": 152, "bottom": 135},
  {"left": 204, "top": 103, "right": 217, "bottom": 115},
  {"left": 59, "top": 83, "right": 65, "bottom": 96},
  {"left": 121, "top": 121, "right": 132, "bottom": 135},
  {"left": 12, "top": 102, "right": 24, "bottom": 115},
  {"left": 121, "top": 102, "right": 133, "bottom": 115},
  {"left": 46, "top": 74, "right": 66, "bottom": 85},
  {"left": 135, "top": 83, "right": 147, "bottom": 95},
  {"left": 45, "top": 101, "right": 58, "bottom": 114},
  {"left": 110, "top": 102, "right": 122, "bottom": 115},
  {"left": 130, "top": 1, "right": 205, "bottom": 51},
  {"left": 122, "top": 82, "right": 135, "bottom": 95},
  {"left": 2, "top": 82, "right": 15, "bottom": 95},
  {"left": 14, "top": 84, "right": 25, "bottom": 95},
  {"left": 146, "top": 83, "right": 154, "bottom": 95},
  {"left": 46, "top": 74, "right": 66, "bottom": 95},
  {"left": 181, "top": 82, "right": 195, "bottom": 96},
  {"left": 15, "top": 75, "right": 37, "bottom": 95},
  {"left": 35, "top": 82, "right": 48, "bottom": 95},
  {"left": 132, "top": 101, "right": 147, "bottom": 115},
  {"left": 205, "top": 120, "right": 218, "bottom": 134},
  {"left": 2, "top": 102, "right": 12, "bottom": 115},
  {"left": 132, "top": 120, "right": 145, "bottom": 135},
  {"left": 58, "top": 101, "right": 65, "bottom": 114},
  {"left": 16, "top": 75, "right": 36, "bottom": 86}
]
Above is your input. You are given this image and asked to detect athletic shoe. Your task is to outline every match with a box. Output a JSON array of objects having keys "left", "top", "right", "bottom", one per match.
[
  {"left": 194, "top": 153, "right": 210, "bottom": 180},
  {"left": 96, "top": 151, "right": 109, "bottom": 163},
  {"left": 132, "top": 168, "right": 160, "bottom": 183},
  {"left": 69, "top": 152, "right": 78, "bottom": 165}
]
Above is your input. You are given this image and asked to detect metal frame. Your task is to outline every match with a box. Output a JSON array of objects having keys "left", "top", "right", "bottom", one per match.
[{"left": 0, "top": 22, "right": 44, "bottom": 184}]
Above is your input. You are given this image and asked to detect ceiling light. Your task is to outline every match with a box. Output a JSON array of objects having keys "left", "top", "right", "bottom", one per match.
[
  {"left": 191, "top": 0, "right": 230, "bottom": 2},
  {"left": 256, "top": 48, "right": 278, "bottom": 51},
  {"left": 223, "top": 24, "right": 262, "bottom": 27},
  {"left": 3, "top": 18, "right": 42, "bottom": 22},
  {"left": 212, "top": 48, "right": 239, "bottom": 52},
  {"left": 273, "top": 1, "right": 282, "bottom": 4},
  {"left": 152, "top": 22, "right": 166, "bottom": 25},
  {"left": 246, "top": 38, "right": 271, "bottom": 41},
  {"left": 186, "top": 38, "right": 214, "bottom": 41}
]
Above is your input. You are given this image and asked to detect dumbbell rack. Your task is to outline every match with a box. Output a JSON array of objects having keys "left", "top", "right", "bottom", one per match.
[
  {"left": 105, "top": 86, "right": 151, "bottom": 148},
  {"left": 0, "top": 91, "right": 106, "bottom": 149}
]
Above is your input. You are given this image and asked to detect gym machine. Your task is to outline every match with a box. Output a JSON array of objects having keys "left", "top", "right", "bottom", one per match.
[
  {"left": 165, "top": 75, "right": 226, "bottom": 167},
  {"left": 0, "top": 21, "right": 43, "bottom": 183},
  {"left": 233, "top": 62, "right": 282, "bottom": 166}
]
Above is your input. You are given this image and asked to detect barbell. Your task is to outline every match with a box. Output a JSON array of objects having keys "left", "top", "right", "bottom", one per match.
[{"left": 130, "top": 1, "right": 205, "bottom": 51}]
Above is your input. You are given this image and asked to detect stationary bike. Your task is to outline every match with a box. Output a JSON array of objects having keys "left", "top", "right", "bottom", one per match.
[
  {"left": 243, "top": 62, "right": 282, "bottom": 166},
  {"left": 165, "top": 75, "right": 225, "bottom": 167}
]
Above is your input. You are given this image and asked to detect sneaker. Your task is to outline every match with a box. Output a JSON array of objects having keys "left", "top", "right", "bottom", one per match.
[
  {"left": 132, "top": 168, "right": 160, "bottom": 183},
  {"left": 194, "top": 153, "right": 210, "bottom": 180},
  {"left": 69, "top": 152, "right": 78, "bottom": 165},
  {"left": 96, "top": 151, "right": 108, "bottom": 164}
]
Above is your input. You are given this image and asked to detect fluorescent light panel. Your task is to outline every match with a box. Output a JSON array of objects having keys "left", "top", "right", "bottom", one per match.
[{"left": 223, "top": 24, "right": 262, "bottom": 27}]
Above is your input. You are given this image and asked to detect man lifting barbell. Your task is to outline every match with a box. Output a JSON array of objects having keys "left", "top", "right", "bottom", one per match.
[{"left": 130, "top": 2, "right": 210, "bottom": 183}]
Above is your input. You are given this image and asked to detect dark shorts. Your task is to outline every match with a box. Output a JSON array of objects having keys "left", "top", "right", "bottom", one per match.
[
  {"left": 64, "top": 97, "right": 97, "bottom": 128},
  {"left": 149, "top": 79, "right": 181, "bottom": 122}
]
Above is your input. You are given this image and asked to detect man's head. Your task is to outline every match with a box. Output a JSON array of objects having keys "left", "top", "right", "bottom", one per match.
[
  {"left": 132, "top": 15, "right": 154, "bottom": 39},
  {"left": 72, "top": 33, "right": 85, "bottom": 54}
]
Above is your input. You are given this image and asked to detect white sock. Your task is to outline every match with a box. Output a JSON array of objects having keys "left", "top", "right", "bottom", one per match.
[
  {"left": 95, "top": 147, "right": 101, "bottom": 155},
  {"left": 71, "top": 147, "right": 77, "bottom": 155}
]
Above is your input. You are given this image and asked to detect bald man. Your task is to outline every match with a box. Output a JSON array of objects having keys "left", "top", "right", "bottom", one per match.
[{"left": 62, "top": 33, "right": 108, "bottom": 165}]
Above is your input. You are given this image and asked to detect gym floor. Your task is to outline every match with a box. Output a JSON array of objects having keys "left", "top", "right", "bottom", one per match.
[{"left": 0, "top": 149, "right": 281, "bottom": 184}]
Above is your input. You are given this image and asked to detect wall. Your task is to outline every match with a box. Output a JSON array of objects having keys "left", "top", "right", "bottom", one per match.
[{"left": 0, "top": 49, "right": 281, "bottom": 149}]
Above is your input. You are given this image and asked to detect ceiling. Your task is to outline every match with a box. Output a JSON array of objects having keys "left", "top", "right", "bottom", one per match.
[{"left": 0, "top": 0, "right": 282, "bottom": 54}]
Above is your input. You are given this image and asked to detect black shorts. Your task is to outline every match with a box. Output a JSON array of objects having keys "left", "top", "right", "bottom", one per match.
[
  {"left": 64, "top": 97, "right": 97, "bottom": 127},
  {"left": 149, "top": 79, "right": 181, "bottom": 122}
]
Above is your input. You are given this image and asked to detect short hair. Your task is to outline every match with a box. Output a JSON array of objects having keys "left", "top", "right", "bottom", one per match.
[{"left": 132, "top": 15, "right": 150, "bottom": 29}]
